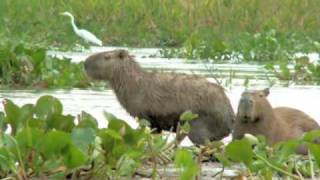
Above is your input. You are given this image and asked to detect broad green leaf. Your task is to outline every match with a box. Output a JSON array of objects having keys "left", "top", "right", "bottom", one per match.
[
  {"left": 3, "top": 99, "right": 20, "bottom": 134},
  {"left": 225, "top": 139, "right": 253, "bottom": 166},
  {"left": 107, "top": 114, "right": 130, "bottom": 132},
  {"left": 35, "top": 95, "right": 63, "bottom": 119},
  {"left": 174, "top": 148, "right": 199, "bottom": 180},
  {"left": 39, "top": 131, "right": 71, "bottom": 157},
  {"left": 16, "top": 127, "right": 44, "bottom": 152},
  {"left": 175, "top": 149, "right": 195, "bottom": 167},
  {"left": 28, "top": 118, "right": 45, "bottom": 129},
  {"left": 78, "top": 111, "right": 98, "bottom": 129},
  {"left": 244, "top": 134, "right": 259, "bottom": 145},
  {"left": 71, "top": 128, "right": 96, "bottom": 152},
  {"left": 250, "top": 160, "right": 266, "bottom": 173},
  {"left": 2, "top": 134, "right": 21, "bottom": 158},
  {"left": 98, "top": 129, "right": 116, "bottom": 153},
  {"left": 19, "top": 104, "right": 34, "bottom": 123},
  {"left": 180, "top": 122, "right": 191, "bottom": 134},
  {"left": 116, "top": 155, "right": 139, "bottom": 176},
  {"left": 104, "top": 129, "right": 123, "bottom": 140},
  {"left": 0, "top": 148, "right": 17, "bottom": 173},
  {"left": 0, "top": 112, "right": 7, "bottom": 132},
  {"left": 179, "top": 111, "right": 198, "bottom": 122},
  {"left": 63, "top": 145, "right": 86, "bottom": 169},
  {"left": 46, "top": 114, "right": 75, "bottom": 132},
  {"left": 104, "top": 111, "right": 119, "bottom": 122}
]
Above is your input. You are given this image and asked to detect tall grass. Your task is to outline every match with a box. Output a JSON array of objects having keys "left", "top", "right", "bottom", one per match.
[{"left": 1, "top": 0, "right": 320, "bottom": 48}]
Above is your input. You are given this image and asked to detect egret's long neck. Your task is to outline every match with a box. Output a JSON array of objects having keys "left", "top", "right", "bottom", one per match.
[{"left": 68, "top": 15, "right": 78, "bottom": 32}]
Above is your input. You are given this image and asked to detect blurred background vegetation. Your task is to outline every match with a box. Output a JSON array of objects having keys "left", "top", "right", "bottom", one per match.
[
  {"left": 1, "top": 0, "right": 319, "bottom": 50},
  {"left": 1, "top": 0, "right": 320, "bottom": 88}
]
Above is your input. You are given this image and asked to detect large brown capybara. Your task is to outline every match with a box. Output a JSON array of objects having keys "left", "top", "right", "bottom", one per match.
[
  {"left": 84, "top": 49, "right": 235, "bottom": 144},
  {"left": 233, "top": 88, "right": 320, "bottom": 153}
]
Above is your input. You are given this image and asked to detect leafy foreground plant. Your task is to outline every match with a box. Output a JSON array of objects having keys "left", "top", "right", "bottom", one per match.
[
  {"left": 0, "top": 42, "right": 91, "bottom": 89},
  {"left": 0, "top": 95, "right": 175, "bottom": 179},
  {"left": 1, "top": 95, "right": 320, "bottom": 179},
  {"left": 221, "top": 133, "right": 320, "bottom": 179}
]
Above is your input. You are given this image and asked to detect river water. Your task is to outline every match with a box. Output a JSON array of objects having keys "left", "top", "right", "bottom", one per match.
[{"left": 1, "top": 47, "right": 319, "bottom": 144}]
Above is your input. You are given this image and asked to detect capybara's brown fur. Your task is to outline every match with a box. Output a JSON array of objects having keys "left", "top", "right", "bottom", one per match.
[
  {"left": 84, "top": 49, "right": 235, "bottom": 144},
  {"left": 233, "top": 88, "right": 319, "bottom": 154}
]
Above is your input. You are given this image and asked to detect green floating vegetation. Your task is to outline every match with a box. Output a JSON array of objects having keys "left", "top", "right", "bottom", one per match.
[
  {"left": 1, "top": 95, "right": 320, "bottom": 179},
  {"left": 265, "top": 56, "right": 320, "bottom": 85},
  {"left": 160, "top": 29, "right": 320, "bottom": 62},
  {"left": 0, "top": 41, "right": 91, "bottom": 89},
  {"left": 0, "top": 95, "right": 171, "bottom": 179}
]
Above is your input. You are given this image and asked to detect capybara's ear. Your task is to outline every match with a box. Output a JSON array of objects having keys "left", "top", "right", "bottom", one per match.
[
  {"left": 104, "top": 54, "right": 111, "bottom": 60},
  {"left": 118, "top": 49, "right": 129, "bottom": 59},
  {"left": 263, "top": 88, "right": 270, "bottom": 96}
]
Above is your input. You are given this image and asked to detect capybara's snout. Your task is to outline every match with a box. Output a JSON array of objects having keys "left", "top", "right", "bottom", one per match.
[
  {"left": 84, "top": 57, "right": 96, "bottom": 72},
  {"left": 237, "top": 96, "right": 254, "bottom": 123},
  {"left": 84, "top": 55, "right": 105, "bottom": 80}
]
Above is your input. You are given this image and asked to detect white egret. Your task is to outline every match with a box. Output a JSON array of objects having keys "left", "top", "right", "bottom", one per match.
[{"left": 60, "top": 11, "right": 103, "bottom": 46}]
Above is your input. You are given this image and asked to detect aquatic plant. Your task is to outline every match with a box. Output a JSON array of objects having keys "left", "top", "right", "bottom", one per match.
[
  {"left": 1, "top": 96, "right": 320, "bottom": 179},
  {"left": 0, "top": 96, "right": 171, "bottom": 179},
  {"left": 0, "top": 42, "right": 90, "bottom": 89},
  {"left": 265, "top": 56, "right": 320, "bottom": 85}
]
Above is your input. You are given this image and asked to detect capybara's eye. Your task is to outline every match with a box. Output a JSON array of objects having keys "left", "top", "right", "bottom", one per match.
[
  {"left": 104, "top": 55, "right": 111, "bottom": 60},
  {"left": 118, "top": 50, "right": 128, "bottom": 59}
]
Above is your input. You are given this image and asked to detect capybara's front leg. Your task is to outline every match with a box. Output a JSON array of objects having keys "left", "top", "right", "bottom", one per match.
[{"left": 188, "top": 113, "right": 230, "bottom": 145}]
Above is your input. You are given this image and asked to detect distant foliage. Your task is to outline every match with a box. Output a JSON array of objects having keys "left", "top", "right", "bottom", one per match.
[
  {"left": 0, "top": 42, "right": 90, "bottom": 88},
  {"left": 265, "top": 56, "right": 320, "bottom": 85},
  {"left": 160, "top": 29, "right": 320, "bottom": 63},
  {"left": 1, "top": 0, "right": 320, "bottom": 51}
]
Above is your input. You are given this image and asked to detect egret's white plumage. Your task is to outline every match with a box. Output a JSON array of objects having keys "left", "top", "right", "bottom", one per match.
[{"left": 60, "top": 12, "right": 102, "bottom": 46}]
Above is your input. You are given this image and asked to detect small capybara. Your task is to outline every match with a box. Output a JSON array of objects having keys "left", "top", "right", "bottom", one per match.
[
  {"left": 84, "top": 49, "right": 235, "bottom": 144},
  {"left": 233, "top": 88, "right": 320, "bottom": 153}
]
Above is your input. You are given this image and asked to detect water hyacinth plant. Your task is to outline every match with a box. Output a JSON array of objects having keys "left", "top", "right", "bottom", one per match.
[{"left": 0, "top": 96, "right": 320, "bottom": 179}]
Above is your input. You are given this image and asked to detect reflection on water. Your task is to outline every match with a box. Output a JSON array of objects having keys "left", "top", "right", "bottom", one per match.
[{"left": 1, "top": 86, "right": 319, "bottom": 128}]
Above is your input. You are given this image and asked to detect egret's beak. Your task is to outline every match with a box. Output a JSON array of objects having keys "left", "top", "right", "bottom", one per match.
[{"left": 59, "top": 12, "right": 65, "bottom": 16}]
